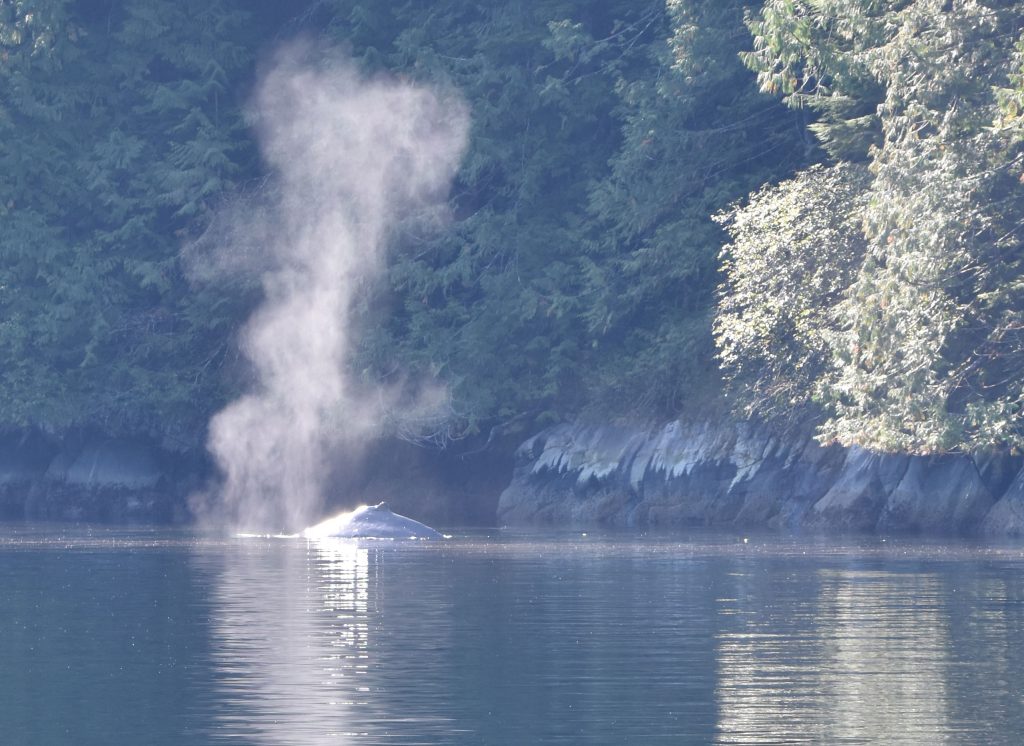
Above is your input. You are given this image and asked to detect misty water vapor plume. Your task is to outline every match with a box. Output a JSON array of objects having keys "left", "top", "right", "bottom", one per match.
[{"left": 188, "top": 45, "right": 468, "bottom": 532}]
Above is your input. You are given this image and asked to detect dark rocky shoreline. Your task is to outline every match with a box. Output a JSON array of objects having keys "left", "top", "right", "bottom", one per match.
[
  {"left": 0, "top": 431, "right": 509, "bottom": 528},
  {"left": 7, "top": 421, "right": 1024, "bottom": 537},
  {"left": 0, "top": 433, "right": 192, "bottom": 523},
  {"left": 498, "top": 422, "right": 1024, "bottom": 537}
]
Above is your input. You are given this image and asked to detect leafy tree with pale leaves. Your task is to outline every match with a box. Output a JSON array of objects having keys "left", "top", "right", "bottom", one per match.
[{"left": 722, "top": 0, "right": 1024, "bottom": 452}]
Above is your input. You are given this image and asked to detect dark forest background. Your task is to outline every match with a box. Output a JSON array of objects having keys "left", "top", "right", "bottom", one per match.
[{"left": 4, "top": 0, "right": 1024, "bottom": 460}]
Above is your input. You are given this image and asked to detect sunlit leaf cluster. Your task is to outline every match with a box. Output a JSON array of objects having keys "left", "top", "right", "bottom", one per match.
[{"left": 721, "top": 0, "right": 1024, "bottom": 452}]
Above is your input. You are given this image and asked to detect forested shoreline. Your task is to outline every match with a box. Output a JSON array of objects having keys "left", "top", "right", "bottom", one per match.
[{"left": 4, "top": 0, "right": 1024, "bottom": 478}]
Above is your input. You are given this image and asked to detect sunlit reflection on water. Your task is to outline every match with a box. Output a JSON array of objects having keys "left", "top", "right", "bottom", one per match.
[
  {"left": 2, "top": 527, "right": 1024, "bottom": 744},
  {"left": 205, "top": 539, "right": 379, "bottom": 743},
  {"left": 201, "top": 537, "right": 462, "bottom": 744},
  {"left": 716, "top": 569, "right": 955, "bottom": 744},
  {"left": 314, "top": 539, "right": 371, "bottom": 674}
]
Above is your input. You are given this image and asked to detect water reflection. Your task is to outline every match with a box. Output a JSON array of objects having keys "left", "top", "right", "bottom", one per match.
[
  {"left": 714, "top": 566, "right": 826, "bottom": 744},
  {"left": 204, "top": 538, "right": 377, "bottom": 744},
  {"left": 174, "top": 535, "right": 1024, "bottom": 744},
  {"left": 818, "top": 570, "right": 950, "bottom": 743},
  {"left": 315, "top": 539, "right": 372, "bottom": 681},
  {"left": 715, "top": 566, "right": 953, "bottom": 744}
]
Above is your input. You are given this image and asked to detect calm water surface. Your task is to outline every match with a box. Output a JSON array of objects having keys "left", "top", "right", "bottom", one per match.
[{"left": 2, "top": 524, "right": 1024, "bottom": 744}]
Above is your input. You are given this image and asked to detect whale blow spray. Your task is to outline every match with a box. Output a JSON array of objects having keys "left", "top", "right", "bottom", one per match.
[{"left": 190, "top": 46, "right": 468, "bottom": 531}]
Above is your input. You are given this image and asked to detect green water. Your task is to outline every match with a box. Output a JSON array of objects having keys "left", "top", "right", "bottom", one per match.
[{"left": 2, "top": 525, "right": 1023, "bottom": 744}]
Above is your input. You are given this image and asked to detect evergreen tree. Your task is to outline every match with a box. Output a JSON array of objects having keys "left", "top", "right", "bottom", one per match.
[
  {"left": 321, "top": 0, "right": 650, "bottom": 435},
  {"left": 580, "top": 0, "right": 806, "bottom": 417},
  {"left": 318, "top": 1, "right": 804, "bottom": 435},
  {"left": 0, "top": 0, "right": 256, "bottom": 447}
]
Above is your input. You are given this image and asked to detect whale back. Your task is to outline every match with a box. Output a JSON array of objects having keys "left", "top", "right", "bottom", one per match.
[{"left": 303, "top": 503, "right": 442, "bottom": 539}]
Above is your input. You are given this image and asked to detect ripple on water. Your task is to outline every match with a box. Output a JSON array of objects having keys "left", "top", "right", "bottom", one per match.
[{"left": 1, "top": 526, "right": 1023, "bottom": 744}]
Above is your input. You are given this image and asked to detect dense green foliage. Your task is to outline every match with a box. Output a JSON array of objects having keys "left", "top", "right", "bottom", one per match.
[
  {"left": 0, "top": 0, "right": 258, "bottom": 447},
  {"left": 716, "top": 163, "right": 871, "bottom": 426},
  {"left": 722, "top": 0, "right": 1024, "bottom": 453},
  {"left": 575, "top": 1, "right": 804, "bottom": 417},
  {"left": 328, "top": 0, "right": 804, "bottom": 432},
  {"left": 5, "top": 0, "right": 1024, "bottom": 456}
]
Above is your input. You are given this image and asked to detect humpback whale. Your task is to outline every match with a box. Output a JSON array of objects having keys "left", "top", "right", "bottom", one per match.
[{"left": 302, "top": 502, "right": 443, "bottom": 540}]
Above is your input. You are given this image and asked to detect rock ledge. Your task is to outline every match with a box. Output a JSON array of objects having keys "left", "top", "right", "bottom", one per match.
[{"left": 498, "top": 422, "right": 1024, "bottom": 536}]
